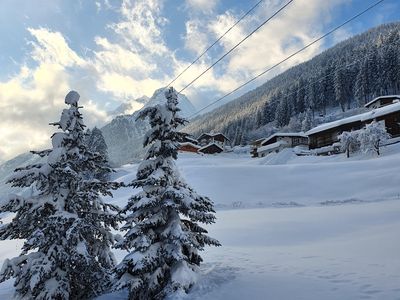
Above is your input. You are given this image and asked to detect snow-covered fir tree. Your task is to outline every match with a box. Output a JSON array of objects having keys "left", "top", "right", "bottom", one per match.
[
  {"left": 339, "top": 130, "right": 360, "bottom": 158},
  {"left": 0, "top": 91, "right": 120, "bottom": 300},
  {"left": 357, "top": 121, "right": 390, "bottom": 155},
  {"left": 85, "top": 126, "right": 111, "bottom": 181},
  {"left": 301, "top": 109, "right": 314, "bottom": 132},
  {"left": 115, "top": 87, "right": 220, "bottom": 299}
]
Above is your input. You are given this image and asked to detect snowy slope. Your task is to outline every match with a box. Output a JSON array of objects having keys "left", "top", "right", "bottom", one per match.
[
  {"left": 107, "top": 143, "right": 400, "bottom": 210},
  {"left": 1, "top": 144, "right": 400, "bottom": 299}
]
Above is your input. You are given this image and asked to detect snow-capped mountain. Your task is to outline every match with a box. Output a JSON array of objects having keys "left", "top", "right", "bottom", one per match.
[
  {"left": 107, "top": 96, "right": 149, "bottom": 118},
  {"left": 143, "top": 88, "right": 196, "bottom": 118},
  {"left": 101, "top": 88, "right": 196, "bottom": 166}
]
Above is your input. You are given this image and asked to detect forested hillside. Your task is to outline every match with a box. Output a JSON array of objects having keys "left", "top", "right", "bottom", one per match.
[{"left": 184, "top": 22, "right": 400, "bottom": 144}]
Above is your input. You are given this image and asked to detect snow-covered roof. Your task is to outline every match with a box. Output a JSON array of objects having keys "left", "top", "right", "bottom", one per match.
[
  {"left": 258, "top": 140, "right": 288, "bottom": 153},
  {"left": 183, "top": 136, "right": 198, "bottom": 144},
  {"left": 198, "top": 142, "right": 224, "bottom": 152},
  {"left": 179, "top": 142, "right": 200, "bottom": 149},
  {"left": 197, "top": 132, "right": 230, "bottom": 141},
  {"left": 306, "top": 102, "right": 400, "bottom": 136},
  {"left": 364, "top": 95, "right": 400, "bottom": 108},
  {"left": 261, "top": 132, "right": 307, "bottom": 146}
]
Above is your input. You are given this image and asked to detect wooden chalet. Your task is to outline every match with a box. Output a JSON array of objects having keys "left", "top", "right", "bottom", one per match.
[
  {"left": 198, "top": 143, "right": 224, "bottom": 154},
  {"left": 197, "top": 133, "right": 230, "bottom": 149},
  {"left": 364, "top": 95, "right": 400, "bottom": 109},
  {"left": 307, "top": 102, "right": 400, "bottom": 150},
  {"left": 178, "top": 136, "right": 200, "bottom": 153},
  {"left": 178, "top": 142, "right": 200, "bottom": 153},
  {"left": 255, "top": 133, "right": 308, "bottom": 157}
]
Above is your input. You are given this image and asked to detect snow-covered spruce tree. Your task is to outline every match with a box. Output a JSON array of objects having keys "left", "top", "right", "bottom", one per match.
[
  {"left": 339, "top": 130, "right": 360, "bottom": 158},
  {"left": 357, "top": 121, "right": 390, "bottom": 156},
  {"left": 301, "top": 109, "right": 314, "bottom": 132},
  {"left": 115, "top": 87, "right": 220, "bottom": 299},
  {"left": 0, "top": 91, "right": 120, "bottom": 299}
]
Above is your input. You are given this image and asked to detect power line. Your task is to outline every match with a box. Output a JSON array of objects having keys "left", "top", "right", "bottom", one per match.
[
  {"left": 187, "top": 0, "right": 385, "bottom": 119},
  {"left": 166, "top": 0, "right": 266, "bottom": 89},
  {"left": 178, "top": 0, "right": 295, "bottom": 94}
]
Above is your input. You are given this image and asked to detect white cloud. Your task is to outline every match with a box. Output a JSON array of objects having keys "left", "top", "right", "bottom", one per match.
[
  {"left": 185, "top": 0, "right": 218, "bottom": 14},
  {"left": 183, "top": 19, "right": 210, "bottom": 56},
  {"left": 95, "top": 1, "right": 102, "bottom": 13},
  {"left": 93, "top": 37, "right": 156, "bottom": 75},
  {"left": 97, "top": 71, "right": 161, "bottom": 102},
  {"left": 28, "top": 28, "right": 86, "bottom": 67},
  {"left": 0, "top": 29, "right": 109, "bottom": 162},
  {"left": 88, "top": 0, "right": 177, "bottom": 100},
  {"left": 111, "top": 0, "right": 168, "bottom": 55}
]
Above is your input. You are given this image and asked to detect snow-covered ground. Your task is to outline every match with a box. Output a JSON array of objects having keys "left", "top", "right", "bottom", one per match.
[{"left": 1, "top": 144, "right": 400, "bottom": 299}]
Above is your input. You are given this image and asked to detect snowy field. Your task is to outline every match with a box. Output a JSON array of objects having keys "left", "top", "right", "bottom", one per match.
[{"left": 1, "top": 144, "right": 400, "bottom": 299}]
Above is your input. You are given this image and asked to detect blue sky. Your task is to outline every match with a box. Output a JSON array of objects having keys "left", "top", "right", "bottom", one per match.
[{"left": 0, "top": 0, "right": 399, "bottom": 161}]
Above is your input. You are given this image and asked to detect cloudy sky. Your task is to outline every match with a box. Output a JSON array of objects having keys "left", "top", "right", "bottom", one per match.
[{"left": 0, "top": 0, "right": 398, "bottom": 162}]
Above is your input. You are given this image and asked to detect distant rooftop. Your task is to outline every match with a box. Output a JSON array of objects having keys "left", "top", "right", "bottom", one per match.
[
  {"left": 261, "top": 132, "right": 307, "bottom": 145},
  {"left": 364, "top": 95, "right": 400, "bottom": 108},
  {"left": 197, "top": 132, "right": 230, "bottom": 141}
]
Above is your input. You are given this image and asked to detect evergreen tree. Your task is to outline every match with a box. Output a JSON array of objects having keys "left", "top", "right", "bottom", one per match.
[
  {"left": 295, "top": 78, "right": 306, "bottom": 113},
  {"left": 366, "top": 48, "right": 381, "bottom": 97},
  {"left": 0, "top": 91, "right": 120, "bottom": 299},
  {"left": 275, "top": 96, "right": 291, "bottom": 127},
  {"left": 115, "top": 87, "right": 220, "bottom": 299},
  {"left": 354, "top": 58, "right": 370, "bottom": 105},
  {"left": 305, "top": 80, "right": 316, "bottom": 118},
  {"left": 321, "top": 64, "right": 335, "bottom": 110},
  {"left": 301, "top": 109, "right": 314, "bottom": 132},
  {"left": 334, "top": 66, "right": 350, "bottom": 112}
]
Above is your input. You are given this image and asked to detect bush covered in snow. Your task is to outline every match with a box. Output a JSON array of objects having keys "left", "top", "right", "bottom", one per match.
[
  {"left": 339, "top": 121, "right": 390, "bottom": 157},
  {"left": 358, "top": 121, "right": 390, "bottom": 155},
  {"left": 339, "top": 130, "right": 360, "bottom": 158}
]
